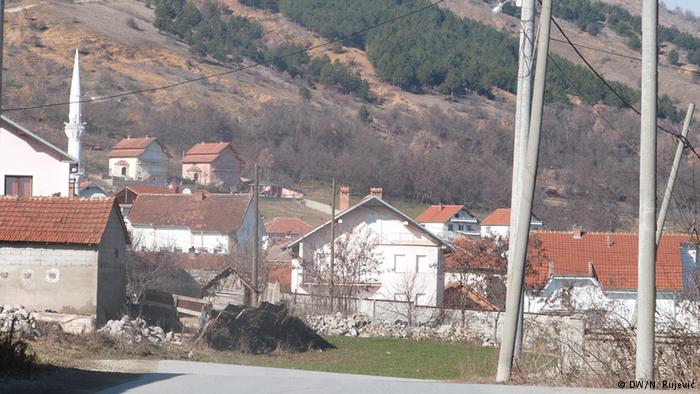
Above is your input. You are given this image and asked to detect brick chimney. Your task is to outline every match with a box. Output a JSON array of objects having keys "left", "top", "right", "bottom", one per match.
[
  {"left": 587, "top": 261, "right": 596, "bottom": 277},
  {"left": 571, "top": 224, "right": 583, "bottom": 239},
  {"left": 548, "top": 261, "right": 555, "bottom": 277},
  {"left": 369, "top": 187, "right": 383, "bottom": 199},
  {"left": 339, "top": 186, "right": 350, "bottom": 211}
]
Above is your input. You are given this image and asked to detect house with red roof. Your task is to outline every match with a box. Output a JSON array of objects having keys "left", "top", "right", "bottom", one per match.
[
  {"left": 182, "top": 142, "right": 242, "bottom": 190},
  {"left": 108, "top": 136, "right": 168, "bottom": 184},
  {"left": 264, "top": 217, "right": 312, "bottom": 240},
  {"left": 523, "top": 229, "right": 698, "bottom": 319},
  {"left": 416, "top": 204, "right": 479, "bottom": 239},
  {"left": 128, "top": 192, "right": 263, "bottom": 258},
  {"left": 112, "top": 183, "right": 176, "bottom": 218},
  {"left": 0, "top": 196, "right": 130, "bottom": 324},
  {"left": 480, "top": 208, "right": 543, "bottom": 239}
]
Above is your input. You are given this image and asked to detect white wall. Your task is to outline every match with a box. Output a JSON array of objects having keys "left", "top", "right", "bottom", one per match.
[
  {"left": 131, "top": 225, "right": 229, "bottom": 254},
  {"left": 480, "top": 225, "right": 509, "bottom": 239},
  {"left": 0, "top": 127, "right": 71, "bottom": 197},
  {"left": 292, "top": 204, "right": 445, "bottom": 306}
]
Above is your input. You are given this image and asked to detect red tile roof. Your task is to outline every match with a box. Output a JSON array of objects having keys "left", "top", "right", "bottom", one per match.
[
  {"left": 182, "top": 142, "right": 234, "bottom": 164},
  {"left": 123, "top": 184, "right": 175, "bottom": 194},
  {"left": 0, "top": 196, "right": 122, "bottom": 245},
  {"left": 482, "top": 208, "right": 541, "bottom": 226},
  {"left": 264, "top": 217, "right": 312, "bottom": 236},
  {"left": 482, "top": 208, "right": 512, "bottom": 226},
  {"left": 528, "top": 231, "right": 689, "bottom": 291},
  {"left": 415, "top": 205, "right": 464, "bottom": 223},
  {"left": 128, "top": 193, "right": 251, "bottom": 233},
  {"left": 108, "top": 137, "right": 158, "bottom": 158}
]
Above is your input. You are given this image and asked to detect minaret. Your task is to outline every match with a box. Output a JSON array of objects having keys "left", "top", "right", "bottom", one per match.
[{"left": 64, "top": 49, "right": 85, "bottom": 170}]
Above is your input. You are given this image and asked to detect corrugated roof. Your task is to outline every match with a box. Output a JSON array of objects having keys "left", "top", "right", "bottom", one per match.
[
  {"left": 416, "top": 205, "right": 465, "bottom": 223},
  {"left": 128, "top": 193, "right": 251, "bottom": 233},
  {"left": 528, "top": 231, "right": 689, "bottom": 291},
  {"left": 0, "top": 196, "right": 121, "bottom": 245}
]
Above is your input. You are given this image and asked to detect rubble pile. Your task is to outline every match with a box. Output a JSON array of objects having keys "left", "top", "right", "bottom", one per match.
[
  {"left": 98, "top": 316, "right": 182, "bottom": 344},
  {"left": 0, "top": 305, "right": 38, "bottom": 338},
  {"left": 306, "top": 313, "right": 495, "bottom": 345},
  {"left": 204, "top": 302, "right": 334, "bottom": 353}
]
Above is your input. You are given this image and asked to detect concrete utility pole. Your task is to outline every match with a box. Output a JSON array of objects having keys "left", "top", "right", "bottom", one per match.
[
  {"left": 636, "top": 0, "right": 658, "bottom": 381},
  {"left": 506, "top": 0, "right": 536, "bottom": 363},
  {"left": 252, "top": 163, "right": 260, "bottom": 291},
  {"left": 496, "top": 0, "right": 552, "bottom": 382},
  {"left": 656, "top": 103, "right": 695, "bottom": 245},
  {"left": 329, "top": 178, "right": 336, "bottom": 310}
]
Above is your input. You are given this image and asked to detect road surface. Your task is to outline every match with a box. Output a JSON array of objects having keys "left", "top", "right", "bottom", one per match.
[{"left": 96, "top": 360, "right": 628, "bottom": 394}]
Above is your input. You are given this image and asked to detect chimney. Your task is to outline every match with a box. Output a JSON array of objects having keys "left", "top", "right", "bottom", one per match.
[
  {"left": 587, "top": 261, "right": 596, "bottom": 277},
  {"left": 369, "top": 187, "right": 383, "bottom": 199},
  {"left": 68, "top": 179, "right": 76, "bottom": 198},
  {"left": 571, "top": 224, "right": 583, "bottom": 239},
  {"left": 193, "top": 191, "right": 207, "bottom": 201},
  {"left": 439, "top": 203, "right": 443, "bottom": 211},
  {"left": 339, "top": 186, "right": 350, "bottom": 211},
  {"left": 548, "top": 261, "right": 555, "bottom": 277},
  {"left": 605, "top": 235, "right": 613, "bottom": 248}
]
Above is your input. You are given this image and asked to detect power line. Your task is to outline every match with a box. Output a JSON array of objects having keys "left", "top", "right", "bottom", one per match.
[
  {"left": 550, "top": 37, "right": 700, "bottom": 76},
  {"left": 2, "top": 0, "right": 445, "bottom": 112},
  {"left": 550, "top": 16, "right": 700, "bottom": 160}
]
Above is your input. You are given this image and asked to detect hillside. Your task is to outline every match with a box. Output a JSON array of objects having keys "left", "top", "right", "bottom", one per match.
[{"left": 2, "top": 0, "right": 698, "bottom": 232}]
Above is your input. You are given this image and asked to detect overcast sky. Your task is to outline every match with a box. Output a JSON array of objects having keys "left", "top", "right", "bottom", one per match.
[{"left": 662, "top": 0, "right": 700, "bottom": 17}]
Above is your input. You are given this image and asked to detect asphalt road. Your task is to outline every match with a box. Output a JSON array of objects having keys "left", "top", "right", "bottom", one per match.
[{"left": 96, "top": 361, "right": 629, "bottom": 394}]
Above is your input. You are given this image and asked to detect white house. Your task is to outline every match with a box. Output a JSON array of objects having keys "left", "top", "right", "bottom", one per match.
[
  {"left": 127, "top": 192, "right": 262, "bottom": 257},
  {"left": 416, "top": 204, "right": 480, "bottom": 239},
  {"left": 108, "top": 137, "right": 168, "bottom": 184},
  {"left": 286, "top": 190, "right": 452, "bottom": 306},
  {"left": 0, "top": 116, "right": 77, "bottom": 197},
  {"left": 480, "top": 208, "right": 543, "bottom": 239},
  {"left": 523, "top": 230, "right": 698, "bottom": 330}
]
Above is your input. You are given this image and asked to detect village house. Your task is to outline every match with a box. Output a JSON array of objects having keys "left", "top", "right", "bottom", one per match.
[
  {"left": 416, "top": 204, "right": 480, "bottom": 240},
  {"left": 113, "top": 183, "right": 176, "bottom": 218},
  {"left": 523, "top": 229, "right": 698, "bottom": 325},
  {"left": 108, "top": 137, "right": 168, "bottom": 184},
  {"left": 182, "top": 142, "right": 242, "bottom": 190},
  {"left": 0, "top": 196, "right": 130, "bottom": 324},
  {"left": 286, "top": 188, "right": 452, "bottom": 306},
  {"left": 0, "top": 116, "right": 77, "bottom": 197},
  {"left": 480, "top": 208, "right": 543, "bottom": 239},
  {"left": 127, "top": 192, "right": 263, "bottom": 256},
  {"left": 265, "top": 217, "right": 312, "bottom": 240}
]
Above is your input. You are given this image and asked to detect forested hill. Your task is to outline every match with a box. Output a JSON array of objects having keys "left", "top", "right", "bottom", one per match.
[{"left": 3, "top": 0, "right": 699, "bottom": 231}]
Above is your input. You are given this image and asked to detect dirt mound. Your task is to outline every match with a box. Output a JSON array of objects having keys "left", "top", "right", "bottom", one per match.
[{"left": 203, "top": 303, "right": 334, "bottom": 353}]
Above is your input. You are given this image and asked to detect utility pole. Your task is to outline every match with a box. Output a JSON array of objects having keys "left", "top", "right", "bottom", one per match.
[
  {"left": 656, "top": 103, "right": 695, "bottom": 245},
  {"left": 497, "top": 0, "right": 552, "bottom": 382},
  {"left": 329, "top": 178, "right": 336, "bottom": 311},
  {"left": 506, "top": 0, "right": 535, "bottom": 363},
  {"left": 252, "top": 163, "right": 260, "bottom": 292},
  {"left": 636, "top": 0, "right": 658, "bottom": 381}
]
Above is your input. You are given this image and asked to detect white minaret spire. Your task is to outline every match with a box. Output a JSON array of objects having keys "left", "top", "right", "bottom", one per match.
[{"left": 64, "top": 49, "right": 85, "bottom": 168}]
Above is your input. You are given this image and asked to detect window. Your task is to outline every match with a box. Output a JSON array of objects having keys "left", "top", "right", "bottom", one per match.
[
  {"left": 447, "top": 224, "right": 453, "bottom": 231},
  {"left": 4, "top": 176, "right": 32, "bottom": 197},
  {"left": 394, "top": 254, "right": 408, "bottom": 272},
  {"left": 415, "top": 293, "right": 427, "bottom": 305},
  {"left": 121, "top": 167, "right": 127, "bottom": 176},
  {"left": 458, "top": 224, "right": 464, "bottom": 231},
  {"left": 193, "top": 173, "right": 199, "bottom": 182},
  {"left": 416, "top": 255, "right": 430, "bottom": 272}
]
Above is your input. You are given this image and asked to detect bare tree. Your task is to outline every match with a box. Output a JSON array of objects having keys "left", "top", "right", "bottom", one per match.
[
  {"left": 385, "top": 271, "right": 427, "bottom": 326},
  {"left": 300, "top": 224, "right": 381, "bottom": 310}
]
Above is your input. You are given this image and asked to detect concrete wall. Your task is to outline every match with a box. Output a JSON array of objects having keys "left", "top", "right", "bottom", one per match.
[
  {"left": 210, "top": 148, "right": 241, "bottom": 188},
  {"left": 0, "top": 243, "right": 99, "bottom": 315},
  {"left": 96, "top": 208, "right": 128, "bottom": 323},
  {"left": 139, "top": 142, "right": 168, "bottom": 183},
  {"left": 0, "top": 126, "right": 71, "bottom": 197},
  {"left": 131, "top": 225, "right": 230, "bottom": 254},
  {"left": 109, "top": 157, "right": 139, "bottom": 179}
]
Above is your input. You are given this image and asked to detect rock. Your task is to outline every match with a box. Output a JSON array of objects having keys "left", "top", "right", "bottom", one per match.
[{"left": 98, "top": 315, "right": 180, "bottom": 345}]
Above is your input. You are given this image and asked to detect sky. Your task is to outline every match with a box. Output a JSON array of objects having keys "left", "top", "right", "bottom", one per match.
[{"left": 661, "top": 0, "right": 700, "bottom": 17}]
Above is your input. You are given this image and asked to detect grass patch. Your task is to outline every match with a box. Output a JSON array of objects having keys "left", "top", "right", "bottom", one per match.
[
  {"left": 259, "top": 199, "right": 329, "bottom": 227},
  {"left": 29, "top": 335, "right": 498, "bottom": 381}
]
